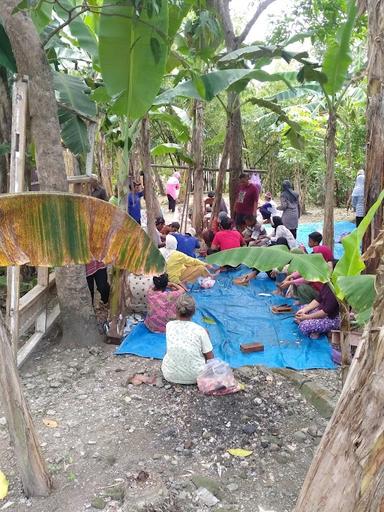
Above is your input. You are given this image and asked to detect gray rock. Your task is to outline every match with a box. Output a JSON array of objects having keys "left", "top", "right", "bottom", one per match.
[
  {"left": 274, "top": 452, "right": 292, "bottom": 464},
  {"left": 191, "top": 474, "right": 223, "bottom": 499},
  {"left": 91, "top": 496, "right": 106, "bottom": 510},
  {"left": 226, "top": 483, "right": 239, "bottom": 492},
  {"left": 196, "top": 487, "right": 219, "bottom": 507},
  {"left": 0, "top": 417, "right": 7, "bottom": 426},
  {"left": 242, "top": 424, "right": 257, "bottom": 435},
  {"left": 49, "top": 381, "right": 61, "bottom": 389},
  {"left": 293, "top": 431, "right": 307, "bottom": 443}
]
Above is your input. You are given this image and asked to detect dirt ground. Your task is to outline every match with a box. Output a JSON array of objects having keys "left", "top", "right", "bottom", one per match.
[
  {"left": 0, "top": 204, "right": 347, "bottom": 512},
  {"left": 0, "top": 331, "right": 341, "bottom": 512}
]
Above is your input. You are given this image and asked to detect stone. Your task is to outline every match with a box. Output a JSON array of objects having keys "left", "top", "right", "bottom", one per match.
[
  {"left": 308, "top": 425, "right": 321, "bottom": 438},
  {"left": 0, "top": 417, "right": 7, "bottom": 426},
  {"left": 293, "top": 431, "right": 307, "bottom": 443},
  {"left": 90, "top": 497, "right": 106, "bottom": 510},
  {"left": 274, "top": 452, "right": 291, "bottom": 464},
  {"left": 49, "top": 381, "right": 61, "bottom": 389},
  {"left": 104, "top": 485, "right": 125, "bottom": 502},
  {"left": 226, "top": 483, "right": 239, "bottom": 492},
  {"left": 191, "top": 475, "right": 223, "bottom": 499},
  {"left": 195, "top": 487, "right": 219, "bottom": 507},
  {"left": 242, "top": 424, "right": 257, "bottom": 435}
]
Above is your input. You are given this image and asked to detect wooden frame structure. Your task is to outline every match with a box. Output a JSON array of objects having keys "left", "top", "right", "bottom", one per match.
[{"left": 5, "top": 76, "right": 95, "bottom": 367}]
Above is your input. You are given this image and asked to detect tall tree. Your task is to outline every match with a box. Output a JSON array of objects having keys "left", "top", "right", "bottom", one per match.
[
  {"left": 191, "top": 100, "right": 204, "bottom": 233},
  {"left": 213, "top": 0, "right": 277, "bottom": 211},
  {"left": 361, "top": 0, "right": 384, "bottom": 270},
  {"left": 0, "top": 0, "right": 102, "bottom": 345}
]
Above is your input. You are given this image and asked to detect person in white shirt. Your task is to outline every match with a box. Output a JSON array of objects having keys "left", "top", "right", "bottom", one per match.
[
  {"left": 162, "top": 295, "right": 214, "bottom": 384},
  {"left": 269, "top": 216, "right": 298, "bottom": 250}
]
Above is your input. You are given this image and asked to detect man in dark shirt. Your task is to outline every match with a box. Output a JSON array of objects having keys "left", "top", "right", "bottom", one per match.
[
  {"left": 233, "top": 174, "right": 259, "bottom": 228},
  {"left": 173, "top": 228, "right": 200, "bottom": 257},
  {"left": 127, "top": 182, "right": 144, "bottom": 224}
]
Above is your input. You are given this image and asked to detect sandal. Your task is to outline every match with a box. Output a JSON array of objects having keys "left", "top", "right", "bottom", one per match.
[
  {"left": 271, "top": 304, "right": 293, "bottom": 314},
  {"left": 233, "top": 276, "right": 250, "bottom": 286}
]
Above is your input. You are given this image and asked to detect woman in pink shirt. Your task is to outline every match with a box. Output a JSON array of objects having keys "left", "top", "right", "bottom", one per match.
[{"left": 166, "top": 172, "right": 181, "bottom": 213}]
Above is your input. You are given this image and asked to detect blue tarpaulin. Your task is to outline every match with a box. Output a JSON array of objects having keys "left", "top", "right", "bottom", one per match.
[{"left": 115, "top": 221, "right": 354, "bottom": 370}]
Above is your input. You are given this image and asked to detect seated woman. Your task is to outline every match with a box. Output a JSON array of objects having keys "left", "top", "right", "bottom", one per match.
[
  {"left": 259, "top": 192, "right": 278, "bottom": 222},
  {"left": 161, "top": 235, "right": 212, "bottom": 285},
  {"left": 145, "top": 273, "right": 185, "bottom": 333},
  {"left": 295, "top": 283, "right": 340, "bottom": 339},
  {"left": 269, "top": 216, "right": 298, "bottom": 249},
  {"left": 162, "top": 295, "right": 214, "bottom": 384},
  {"left": 242, "top": 215, "right": 268, "bottom": 246}
]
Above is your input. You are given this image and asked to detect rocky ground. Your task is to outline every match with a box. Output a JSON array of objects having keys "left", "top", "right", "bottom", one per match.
[{"left": 0, "top": 329, "right": 341, "bottom": 512}]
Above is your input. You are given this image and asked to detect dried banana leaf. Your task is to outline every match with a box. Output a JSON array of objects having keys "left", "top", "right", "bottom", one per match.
[{"left": 0, "top": 192, "right": 164, "bottom": 274}]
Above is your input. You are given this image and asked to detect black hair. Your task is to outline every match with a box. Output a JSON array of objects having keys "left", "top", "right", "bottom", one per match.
[
  {"left": 208, "top": 191, "right": 215, "bottom": 198},
  {"left": 272, "top": 216, "right": 283, "bottom": 227},
  {"left": 155, "top": 216, "right": 165, "bottom": 226},
  {"left": 153, "top": 273, "right": 169, "bottom": 291},
  {"left": 170, "top": 222, "right": 180, "bottom": 230},
  {"left": 275, "top": 237, "right": 289, "bottom": 248},
  {"left": 308, "top": 231, "right": 322, "bottom": 244},
  {"left": 220, "top": 217, "right": 232, "bottom": 230},
  {"left": 239, "top": 173, "right": 247, "bottom": 180}
]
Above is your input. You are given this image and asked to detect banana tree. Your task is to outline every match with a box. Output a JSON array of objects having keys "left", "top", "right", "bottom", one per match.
[{"left": 297, "top": 0, "right": 358, "bottom": 249}]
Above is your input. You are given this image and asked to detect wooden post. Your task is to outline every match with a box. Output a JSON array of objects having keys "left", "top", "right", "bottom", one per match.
[
  {"left": 85, "top": 122, "right": 96, "bottom": 177},
  {"left": 0, "top": 311, "right": 52, "bottom": 496},
  {"left": 6, "top": 76, "right": 28, "bottom": 357}
]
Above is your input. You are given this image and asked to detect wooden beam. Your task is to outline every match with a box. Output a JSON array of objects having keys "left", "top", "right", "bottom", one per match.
[
  {"left": 150, "top": 164, "right": 267, "bottom": 173},
  {"left": 6, "top": 76, "right": 28, "bottom": 357}
]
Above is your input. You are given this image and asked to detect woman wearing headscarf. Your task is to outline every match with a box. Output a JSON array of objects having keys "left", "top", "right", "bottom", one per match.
[
  {"left": 351, "top": 170, "right": 365, "bottom": 226},
  {"left": 161, "top": 235, "right": 211, "bottom": 285},
  {"left": 279, "top": 180, "right": 300, "bottom": 238},
  {"left": 145, "top": 273, "right": 185, "bottom": 333}
]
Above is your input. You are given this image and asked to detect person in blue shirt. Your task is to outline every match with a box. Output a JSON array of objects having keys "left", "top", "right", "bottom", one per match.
[
  {"left": 173, "top": 227, "right": 200, "bottom": 258},
  {"left": 127, "top": 182, "right": 144, "bottom": 224}
]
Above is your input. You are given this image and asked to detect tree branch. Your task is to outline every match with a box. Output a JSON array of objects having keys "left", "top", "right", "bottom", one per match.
[{"left": 238, "top": 0, "right": 278, "bottom": 45}]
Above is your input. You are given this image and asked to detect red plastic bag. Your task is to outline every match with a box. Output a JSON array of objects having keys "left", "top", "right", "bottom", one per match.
[{"left": 197, "top": 359, "right": 240, "bottom": 396}]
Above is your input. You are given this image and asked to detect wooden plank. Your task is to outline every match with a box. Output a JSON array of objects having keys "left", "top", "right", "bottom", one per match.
[
  {"left": 17, "top": 304, "right": 60, "bottom": 368},
  {"left": 67, "top": 173, "right": 98, "bottom": 183},
  {"left": 18, "top": 274, "right": 56, "bottom": 336},
  {"left": 85, "top": 123, "right": 97, "bottom": 176},
  {"left": 6, "top": 76, "right": 28, "bottom": 357}
]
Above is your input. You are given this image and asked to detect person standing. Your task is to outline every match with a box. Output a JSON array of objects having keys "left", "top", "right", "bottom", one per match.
[
  {"left": 127, "top": 182, "right": 144, "bottom": 224},
  {"left": 279, "top": 180, "right": 300, "bottom": 238},
  {"left": 351, "top": 170, "right": 365, "bottom": 226},
  {"left": 233, "top": 173, "right": 259, "bottom": 228},
  {"left": 166, "top": 172, "right": 181, "bottom": 213}
]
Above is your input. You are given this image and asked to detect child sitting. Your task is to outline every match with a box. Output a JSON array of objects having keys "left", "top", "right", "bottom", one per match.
[{"left": 242, "top": 215, "right": 268, "bottom": 246}]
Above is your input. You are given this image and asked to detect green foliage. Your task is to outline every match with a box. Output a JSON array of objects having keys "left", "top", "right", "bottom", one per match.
[
  {"left": 0, "top": 25, "right": 16, "bottom": 72},
  {"left": 99, "top": 0, "right": 169, "bottom": 120},
  {"left": 321, "top": 0, "right": 357, "bottom": 97},
  {"left": 338, "top": 275, "right": 376, "bottom": 325},
  {"left": 150, "top": 142, "right": 192, "bottom": 163},
  {"left": 206, "top": 246, "right": 331, "bottom": 283},
  {"left": 332, "top": 190, "right": 384, "bottom": 291},
  {"left": 53, "top": 71, "right": 97, "bottom": 119},
  {"left": 58, "top": 109, "right": 90, "bottom": 155}
]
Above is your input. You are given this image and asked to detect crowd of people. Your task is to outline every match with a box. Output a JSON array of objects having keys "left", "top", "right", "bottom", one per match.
[{"left": 86, "top": 169, "right": 366, "bottom": 386}]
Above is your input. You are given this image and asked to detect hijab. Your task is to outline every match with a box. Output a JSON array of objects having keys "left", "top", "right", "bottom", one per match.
[
  {"left": 281, "top": 180, "right": 299, "bottom": 203},
  {"left": 352, "top": 173, "right": 365, "bottom": 197},
  {"left": 160, "top": 234, "right": 178, "bottom": 261}
]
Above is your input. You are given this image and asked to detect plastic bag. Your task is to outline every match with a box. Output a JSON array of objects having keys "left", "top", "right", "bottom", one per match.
[
  {"left": 197, "top": 359, "right": 240, "bottom": 396},
  {"left": 249, "top": 172, "right": 262, "bottom": 192},
  {"left": 198, "top": 276, "right": 216, "bottom": 289}
]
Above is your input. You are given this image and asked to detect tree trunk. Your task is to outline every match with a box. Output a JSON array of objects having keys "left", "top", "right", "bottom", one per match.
[
  {"left": 0, "top": 68, "right": 11, "bottom": 193},
  {"left": 0, "top": 0, "right": 101, "bottom": 346},
  {"left": 0, "top": 311, "right": 52, "bottom": 496},
  {"left": 322, "top": 109, "right": 336, "bottom": 249},
  {"left": 212, "top": 123, "right": 230, "bottom": 221},
  {"left": 191, "top": 100, "right": 204, "bottom": 234},
  {"left": 228, "top": 93, "right": 243, "bottom": 215},
  {"left": 363, "top": 0, "right": 384, "bottom": 271},
  {"left": 153, "top": 166, "right": 165, "bottom": 196},
  {"left": 295, "top": 248, "right": 384, "bottom": 511},
  {"left": 140, "top": 116, "right": 161, "bottom": 243}
]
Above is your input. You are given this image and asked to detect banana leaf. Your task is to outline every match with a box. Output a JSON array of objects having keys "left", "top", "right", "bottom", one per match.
[
  {"left": 337, "top": 275, "right": 376, "bottom": 325},
  {"left": 0, "top": 193, "right": 164, "bottom": 274},
  {"left": 206, "top": 246, "right": 331, "bottom": 283}
]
